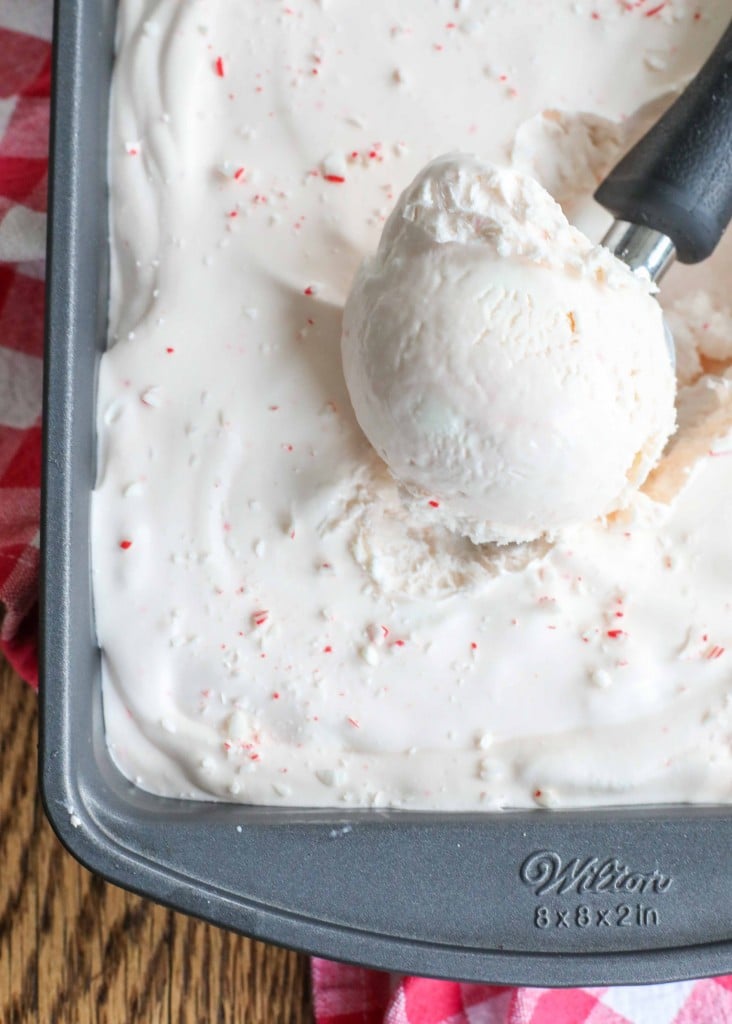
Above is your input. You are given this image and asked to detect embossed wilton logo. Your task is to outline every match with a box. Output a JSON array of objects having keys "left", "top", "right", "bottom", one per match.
[{"left": 520, "top": 851, "right": 673, "bottom": 897}]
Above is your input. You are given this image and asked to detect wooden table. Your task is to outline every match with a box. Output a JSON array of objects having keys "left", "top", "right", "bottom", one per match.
[{"left": 0, "top": 659, "right": 313, "bottom": 1023}]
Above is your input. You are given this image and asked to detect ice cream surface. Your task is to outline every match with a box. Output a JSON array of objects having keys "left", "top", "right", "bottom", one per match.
[
  {"left": 342, "top": 154, "right": 676, "bottom": 543},
  {"left": 93, "top": 0, "right": 732, "bottom": 810}
]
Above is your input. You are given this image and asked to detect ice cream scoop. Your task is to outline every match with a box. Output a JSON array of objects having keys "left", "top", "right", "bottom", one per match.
[
  {"left": 342, "top": 157, "right": 676, "bottom": 544},
  {"left": 341, "top": 21, "right": 732, "bottom": 546},
  {"left": 597, "top": 20, "right": 732, "bottom": 291}
]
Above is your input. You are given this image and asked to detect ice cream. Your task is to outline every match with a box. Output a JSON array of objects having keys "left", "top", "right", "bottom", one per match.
[
  {"left": 93, "top": 0, "right": 732, "bottom": 811},
  {"left": 342, "top": 154, "right": 677, "bottom": 544}
]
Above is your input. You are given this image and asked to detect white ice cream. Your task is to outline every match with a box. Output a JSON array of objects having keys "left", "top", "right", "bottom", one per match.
[
  {"left": 93, "top": 0, "right": 732, "bottom": 811},
  {"left": 342, "top": 155, "right": 677, "bottom": 544}
]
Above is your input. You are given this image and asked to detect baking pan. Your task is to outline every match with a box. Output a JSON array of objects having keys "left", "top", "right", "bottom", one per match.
[{"left": 39, "top": 0, "right": 732, "bottom": 986}]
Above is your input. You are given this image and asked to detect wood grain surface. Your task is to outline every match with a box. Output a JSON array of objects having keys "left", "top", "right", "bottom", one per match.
[{"left": 0, "top": 659, "right": 313, "bottom": 1024}]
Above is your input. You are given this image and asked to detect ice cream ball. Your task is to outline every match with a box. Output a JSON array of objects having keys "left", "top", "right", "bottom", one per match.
[{"left": 342, "top": 154, "right": 676, "bottom": 544}]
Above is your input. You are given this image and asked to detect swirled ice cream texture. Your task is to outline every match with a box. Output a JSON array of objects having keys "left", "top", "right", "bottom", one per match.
[
  {"left": 94, "top": 0, "right": 732, "bottom": 810},
  {"left": 342, "top": 154, "right": 676, "bottom": 543}
]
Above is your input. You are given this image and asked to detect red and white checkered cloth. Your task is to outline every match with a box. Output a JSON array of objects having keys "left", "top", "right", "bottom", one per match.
[
  {"left": 311, "top": 960, "right": 732, "bottom": 1023},
  {"left": 1, "top": 7, "right": 731, "bottom": 1021},
  {"left": 0, "top": 1, "right": 51, "bottom": 689}
]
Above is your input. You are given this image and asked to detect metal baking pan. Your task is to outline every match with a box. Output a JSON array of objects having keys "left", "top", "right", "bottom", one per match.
[{"left": 39, "top": 0, "right": 732, "bottom": 986}]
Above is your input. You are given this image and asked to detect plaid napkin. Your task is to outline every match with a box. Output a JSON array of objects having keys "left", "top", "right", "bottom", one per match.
[
  {"left": 1, "top": 8, "right": 731, "bottom": 1022},
  {"left": 0, "top": 4, "right": 51, "bottom": 688},
  {"left": 311, "top": 960, "right": 732, "bottom": 1023}
]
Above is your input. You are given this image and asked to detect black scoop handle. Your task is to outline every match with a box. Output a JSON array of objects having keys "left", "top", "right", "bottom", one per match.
[{"left": 595, "top": 19, "right": 732, "bottom": 264}]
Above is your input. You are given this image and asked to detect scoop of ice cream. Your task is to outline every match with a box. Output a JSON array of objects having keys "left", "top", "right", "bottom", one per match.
[{"left": 341, "top": 154, "right": 677, "bottom": 544}]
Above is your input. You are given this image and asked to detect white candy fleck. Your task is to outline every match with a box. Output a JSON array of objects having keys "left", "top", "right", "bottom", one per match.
[
  {"left": 316, "top": 768, "right": 348, "bottom": 787},
  {"left": 590, "top": 668, "right": 613, "bottom": 689},
  {"left": 322, "top": 151, "right": 347, "bottom": 179},
  {"left": 360, "top": 643, "right": 380, "bottom": 667},
  {"left": 224, "top": 710, "right": 250, "bottom": 741},
  {"left": 533, "top": 787, "right": 560, "bottom": 809}
]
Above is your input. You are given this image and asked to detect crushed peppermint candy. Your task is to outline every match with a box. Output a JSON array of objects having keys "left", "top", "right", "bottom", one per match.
[
  {"left": 533, "top": 787, "right": 560, "bottom": 809},
  {"left": 321, "top": 151, "right": 347, "bottom": 181}
]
